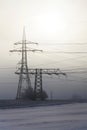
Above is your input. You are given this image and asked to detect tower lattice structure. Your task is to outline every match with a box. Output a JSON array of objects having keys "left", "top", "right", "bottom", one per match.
[
  {"left": 28, "top": 69, "right": 66, "bottom": 100},
  {"left": 34, "top": 69, "right": 43, "bottom": 100},
  {"left": 10, "top": 28, "right": 42, "bottom": 99}
]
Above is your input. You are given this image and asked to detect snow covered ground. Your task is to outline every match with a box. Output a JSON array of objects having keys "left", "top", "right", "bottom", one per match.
[{"left": 0, "top": 103, "right": 87, "bottom": 130}]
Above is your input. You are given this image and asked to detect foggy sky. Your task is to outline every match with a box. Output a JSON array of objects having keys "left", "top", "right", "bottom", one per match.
[{"left": 0, "top": 0, "right": 87, "bottom": 99}]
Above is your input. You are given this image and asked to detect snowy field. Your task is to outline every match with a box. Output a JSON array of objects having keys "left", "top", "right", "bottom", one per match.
[{"left": 0, "top": 103, "right": 87, "bottom": 130}]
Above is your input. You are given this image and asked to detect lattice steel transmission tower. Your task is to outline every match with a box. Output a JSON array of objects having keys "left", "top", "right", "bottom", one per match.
[
  {"left": 34, "top": 69, "right": 43, "bottom": 100},
  {"left": 28, "top": 69, "right": 66, "bottom": 100},
  {"left": 10, "top": 28, "right": 42, "bottom": 99}
]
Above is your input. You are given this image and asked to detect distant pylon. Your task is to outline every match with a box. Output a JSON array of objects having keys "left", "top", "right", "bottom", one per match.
[
  {"left": 34, "top": 69, "right": 43, "bottom": 100},
  {"left": 28, "top": 68, "right": 66, "bottom": 100},
  {"left": 10, "top": 28, "right": 42, "bottom": 99}
]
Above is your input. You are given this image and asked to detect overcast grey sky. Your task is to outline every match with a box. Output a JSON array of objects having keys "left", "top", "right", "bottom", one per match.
[{"left": 0, "top": 0, "right": 87, "bottom": 99}]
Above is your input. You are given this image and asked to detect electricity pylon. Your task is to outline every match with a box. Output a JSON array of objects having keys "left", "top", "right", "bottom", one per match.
[
  {"left": 28, "top": 68, "right": 66, "bottom": 100},
  {"left": 10, "top": 28, "right": 42, "bottom": 99},
  {"left": 34, "top": 69, "right": 43, "bottom": 100}
]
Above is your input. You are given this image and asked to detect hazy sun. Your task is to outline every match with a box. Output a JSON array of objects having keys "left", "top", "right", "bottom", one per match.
[{"left": 35, "top": 12, "right": 64, "bottom": 35}]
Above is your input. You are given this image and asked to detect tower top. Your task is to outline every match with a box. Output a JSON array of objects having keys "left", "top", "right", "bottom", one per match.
[{"left": 22, "top": 26, "right": 26, "bottom": 41}]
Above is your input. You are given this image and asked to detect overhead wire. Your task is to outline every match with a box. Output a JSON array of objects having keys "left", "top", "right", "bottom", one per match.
[
  {"left": 1, "top": 43, "right": 87, "bottom": 83},
  {"left": 33, "top": 52, "right": 87, "bottom": 68},
  {"left": 40, "top": 43, "right": 87, "bottom": 45},
  {"left": 0, "top": 67, "right": 15, "bottom": 69},
  {"left": 43, "top": 51, "right": 87, "bottom": 54}
]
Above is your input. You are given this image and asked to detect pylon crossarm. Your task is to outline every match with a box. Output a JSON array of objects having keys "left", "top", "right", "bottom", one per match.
[
  {"left": 10, "top": 49, "right": 22, "bottom": 52},
  {"left": 28, "top": 49, "right": 43, "bottom": 52},
  {"left": 10, "top": 49, "right": 43, "bottom": 53},
  {"left": 14, "top": 41, "right": 22, "bottom": 45},
  {"left": 15, "top": 68, "right": 66, "bottom": 76},
  {"left": 14, "top": 41, "right": 38, "bottom": 45},
  {"left": 15, "top": 72, "right": 20, "bottom": 74},
  {"left": 27, "top": 41, "right": 38, "bottom": 45},
  {"left": 28, "top": 69, "right": 66, "bottom": 76}
]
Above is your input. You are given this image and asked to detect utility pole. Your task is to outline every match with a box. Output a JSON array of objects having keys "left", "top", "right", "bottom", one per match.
[{"left": 10, "top": 28, "right": 42, "bottom": 99}]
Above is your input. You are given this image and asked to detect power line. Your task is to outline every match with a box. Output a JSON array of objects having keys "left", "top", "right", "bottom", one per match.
[
  {"left": 43, "top": 51, "right": 87, "bottom": 54},
  {"left": 0, "top": 82, "right": 17, "bottom": 84},
  {"left": 0, "top": 67, "right": 87, "bottom": 75},
  {"left": 33, "top": 54, "right": 87, "bottom": 67},
  {"left": 40, "top": 43, "right": 87, "bottom": 46},
  {"left": 64, "top": 71, "right": 87, "bottom": 74},
  {"left": 0, "top": 67, "right": 15, "bottom": 69}
]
